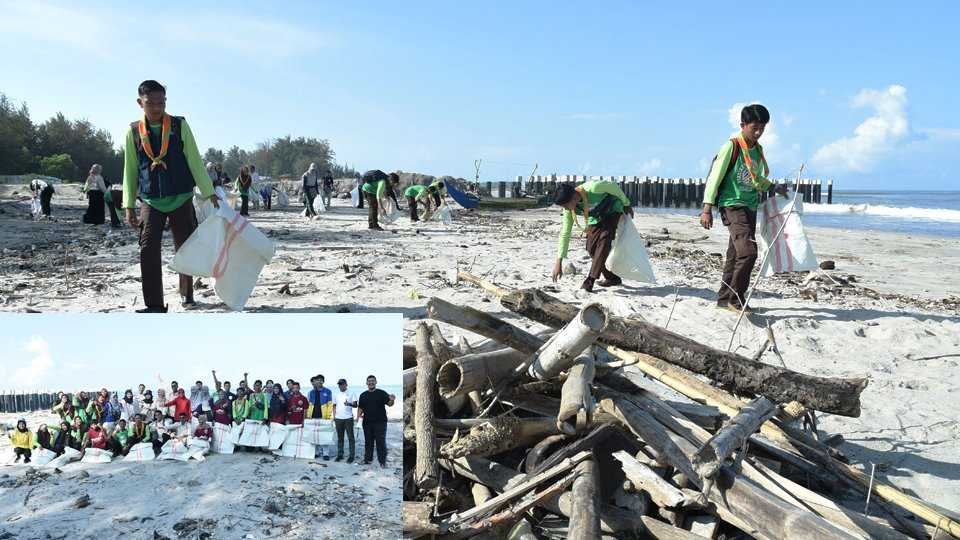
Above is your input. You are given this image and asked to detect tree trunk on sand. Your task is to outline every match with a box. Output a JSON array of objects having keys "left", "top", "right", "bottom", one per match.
[
  {"left": 426, "top": 297, "right": 543, "bottom": 355},
  {"left": 502, "top": 288, "right": 867, "bottom": 417},
  {"left": 440, "top": 416, "right": 560, "bottom": 459},
  {"left": 568, "top": 458, "right": 601, "bottom": 540},
  {"left": 414, "top": 323, "right": 440, "bottom": 490},
  {"left": 436, "top": 348, "right": 528, "bottom": 400},
  {"left": 528, "top": 303, "right": 607, "bottom": 379}
]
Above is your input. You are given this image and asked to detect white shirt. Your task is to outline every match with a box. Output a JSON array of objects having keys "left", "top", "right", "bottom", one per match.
[
  {"left": 85, "top": 174, "right": 107, "bottom": 192},
  {"left": 334, "top": 390, "right": 355, "bottom": 420}
]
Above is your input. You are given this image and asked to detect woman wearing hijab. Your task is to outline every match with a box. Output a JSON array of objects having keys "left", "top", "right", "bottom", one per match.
[
  {"left": 68, "top": 416, "right": 86, "bottom": 450},
  {"left": 268, "top": 384, "right": 287, "bottom": 424},
  {"left": 7, "top": 418, "right": 33, "bottom": 463},
  {"left": 189, "top": 382, "right": 211, "bottom": 420},
  {"left": 231, "top": 389, "right": 251, "bottom": 426},
  {"left": 52, "top": 420, "right": 73, "bottom": 455},
  {"left": 86, "top": 394, "right": 107, "bottom": 427},
  {"left": 34, "top": 423, "right": 55, "bottom": 452},
  {"left": 156, "top": 388, "right": 173, "bottom": 419},
  {"left": 52, "top": 393, "right": 76, "bottom": 424},
  {"left": 82, "top": 163, "right": 107, "bottom": 225},
  {"left": 103, "top": 394, "right": 123, "bottom": 435},
  {"left": 139, "top": 389, "right": 156, "bottom": 418},
  {"left": 120, "top": 389, "right": 139, "bottom": 422},
  {"left": 74, "top": 391, "right": 91, "bottom": 422}
]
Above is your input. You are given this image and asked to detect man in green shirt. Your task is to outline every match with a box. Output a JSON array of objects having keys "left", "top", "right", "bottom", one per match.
[
  {"left": 123, "top": 80, "right": 219, "bottom": 313},
  {"left": 551, "top": 179, "right": 633, "bottom": 293},
  {"left": 700, "top": 104, "right": 786, "bottom": 312},
  {"left": 360, "top": 170, "right": 400, "bottom": 230},
  {"left": 403, "top": 184, "right": 438, "bottom": 222}
]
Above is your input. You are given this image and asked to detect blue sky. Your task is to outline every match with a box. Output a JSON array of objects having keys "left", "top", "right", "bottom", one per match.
[
  {"left": 0, "top": 314, "right": 401, "bottom": 391},
  {"left": 1, "top": 1, "right": 957, "bottom": 189}
]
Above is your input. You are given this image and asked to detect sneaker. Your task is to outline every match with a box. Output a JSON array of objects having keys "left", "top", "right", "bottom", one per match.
[
  {"left": 136, "top": 305, "right": 168, "bottom": 314},
  {"left": 181, "top": 300, "right": 197, "bottom": 309},
  {"left": 597, "top": 276, "right": 622, "bottom": 288},
  {"left": 369, "top": 225, "right": 384, "bottom": 231},
  {"left": 580, "top": 278, "right": 595, "bottom": 293},
  {"left": 347, "top": 456, "right": 354, "bottom": 464},
  {"left": 335, "top": 456, "right": 343, "bottom": 462}
]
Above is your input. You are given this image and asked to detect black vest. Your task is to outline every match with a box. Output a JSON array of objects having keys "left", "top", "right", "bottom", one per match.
[{"left": 130, "top": 116, "right": 195, "bottom": 200}]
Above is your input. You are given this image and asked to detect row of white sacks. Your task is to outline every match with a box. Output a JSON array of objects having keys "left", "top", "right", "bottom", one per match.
[{"left": 28, "top": 419, "right": 335, "bottom": 468}]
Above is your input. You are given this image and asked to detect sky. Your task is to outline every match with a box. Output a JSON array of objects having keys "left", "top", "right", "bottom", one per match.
[
  {"left": 0, "top": 314, "right": 401, "bottom": 392},
  {"left": 0, "top": 1, "right": 958, "bottom": 190}
]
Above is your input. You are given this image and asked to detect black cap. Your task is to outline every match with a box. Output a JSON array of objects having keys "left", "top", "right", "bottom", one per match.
[
  {"left": 554, "top": 184, "right": 576, "bottom": 205},
  {"left": 337, "top": 379, "right": 347, "bottom": 385}
]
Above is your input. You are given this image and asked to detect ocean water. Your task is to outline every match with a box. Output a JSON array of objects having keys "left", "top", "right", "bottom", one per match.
[{"left": 639, "top": 191, "right": 960, "bottom": 238}]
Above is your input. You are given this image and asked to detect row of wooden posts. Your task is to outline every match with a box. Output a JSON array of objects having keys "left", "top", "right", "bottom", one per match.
[
  {"left": 481, "top": 175, "right": 833, "bottom": 206},
  {"left": 0, "top": 391, "right": 60, "bottom": 414}
]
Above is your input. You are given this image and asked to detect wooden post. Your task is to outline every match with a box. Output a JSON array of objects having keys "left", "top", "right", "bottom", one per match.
[
  {"left": 414, "top": 323, "right": 440, "bottom": 490},
  {"left": 529, "top": 303, "right": 608, "bottom": 379},
  {"left": 485, "top": 181, "right": 492, "bottom": 196},
  {"left": 557, "top": 355, "right": 596, "bottom": 434},
  {"left": 827, "top": 179, "right": 833, "bottom": 204},
  {"left": 499, "top": 181, "right": 506, "bottom": 198},
  {"left": 569, "top": 458, "right": 602, "bottom": 539},
  {"left": 814, "top": 180, "right": 821, "bottom": 203}
]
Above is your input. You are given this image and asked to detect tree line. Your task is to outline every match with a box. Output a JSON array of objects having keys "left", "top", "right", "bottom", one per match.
[{"left": 0, "top": 91, "right": 358, "bottom": 184}]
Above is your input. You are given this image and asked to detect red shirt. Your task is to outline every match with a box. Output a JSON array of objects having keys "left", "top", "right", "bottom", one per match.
[
  {"left": 194, "top": 425, "right": 213, "bottom": 440},
  {"left": 86, "top": 426, "right": 108, "bottom": 449},
  {"left": 163, "top": 396, "right": 192, "bottom": 420},
  {"left": 286, "top": 394, "right": 309, "bottom": 425}
]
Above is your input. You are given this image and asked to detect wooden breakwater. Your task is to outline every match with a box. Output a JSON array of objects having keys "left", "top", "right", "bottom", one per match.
[
  {"left": 0, "top": 391, "right": 60, "bottom": 414},
  {"left": 479, "top": 175, "right": 833, "bottom": 206}
]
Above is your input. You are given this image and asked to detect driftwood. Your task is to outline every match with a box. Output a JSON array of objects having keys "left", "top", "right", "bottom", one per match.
[
  {"left": 436, "top": 348, "right": 527, "bottom": 399},
  {"left": 556, "top": 354, "right": 595, "bottom": 434},
  {"left": 440, "top": 416, "right": 560, "bottom": 459},
  {"left": 568, "top": 458, "right": 601, "bottom": 539},
  {"left": 501, "top": 287, "right": 867, "bottom": 417},
  {"left": 613, "top": 450, "right": 688, "bottom": 509},
  {"left": 414, "top": 323, "right": 440, "bottom": 489},
  {"left": 528, "top": 303, "right": 607, "bottom": 379},
  {"left": 426, "top": 297, "right": 543, "bottom": 355}
]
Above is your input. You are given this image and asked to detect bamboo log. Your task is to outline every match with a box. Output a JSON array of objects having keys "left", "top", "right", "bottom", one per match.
[
  {"left": 501, "top": 287, "right": 867, "bottom": 417},
  {"left": 600, "top": 396, "right": 859, "bottom": 540},
  {"left": 436, "top": 348, "right": 528, "bottom": 399},
  {"left": 414, "top": 323, "right": 440, "bottom": 489},
  {"left": 557, "top": 355, "right": 595, "bottom": 434},
  {"left": 528, "top": 303, "right": 607, "bottom": 379},
  {"left": 426, "top": 297, "right": 542, "bottom": 355},
  {"left": 568, "top": 459, "right": 601, "bottom": 540},
  {"left": 440, "top": 416, "right": 561, "bottom": 459},
  {"left": 613, "top": 450, "right": 687, "bottom": 508}
]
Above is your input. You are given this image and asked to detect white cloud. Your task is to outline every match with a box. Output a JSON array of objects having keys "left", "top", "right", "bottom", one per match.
[
  {"left": 0, "top": 1, "right": 112, "bottom": 56},
  {"left": 728, "top": 101, "right": 781, "bottom": 157},
  {"left": 812, "top": 85, "right": 909, "bottom": 173},
  {"left": 12, "top": 336, "right": 54, "bottom": 388},
  {"left": 918, "top": 127, "right": 960, "bottom": 141}
]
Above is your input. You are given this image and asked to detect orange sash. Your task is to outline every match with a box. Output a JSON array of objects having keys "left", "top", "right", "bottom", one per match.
[
  {"left": 735, "top": 134, "right": 769, "bottom": 188},
  {"left": 138, "top": 114, "right": 172, "bottom": 171}
]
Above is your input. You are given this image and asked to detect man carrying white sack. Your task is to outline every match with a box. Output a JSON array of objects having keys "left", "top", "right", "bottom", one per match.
[{"left": 550, "top": 180, "right": 634, "bottom": 293}]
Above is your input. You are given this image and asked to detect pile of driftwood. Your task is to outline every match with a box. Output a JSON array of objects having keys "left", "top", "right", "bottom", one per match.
[{"left": 402, "top": 272, "right": 959, "bottom": 539}]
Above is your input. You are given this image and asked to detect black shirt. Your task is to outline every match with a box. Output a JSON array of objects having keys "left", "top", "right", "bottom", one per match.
[{"left": 358, "top": 389, "right": 390, "bottom": 423}]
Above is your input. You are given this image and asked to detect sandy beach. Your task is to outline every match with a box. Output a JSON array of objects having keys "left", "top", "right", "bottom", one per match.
[
  {"left": 0, "top": 411, "right": 402, "bottom": 540},
  {"left": 1, "top": 184, "right": 959, "bottom": 518}
]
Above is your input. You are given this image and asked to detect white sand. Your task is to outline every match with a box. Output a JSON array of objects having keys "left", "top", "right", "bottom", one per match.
[
  {"left": 1, "top": 185, "right": 959, "bottom": 517},
  {"left": 0, "top": 411, "right": 401, "bottom": 540}
]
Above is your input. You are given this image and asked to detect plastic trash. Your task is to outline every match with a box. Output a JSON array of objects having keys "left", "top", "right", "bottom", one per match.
[
  {"left": 30, "top": 448, "right": 58, "bottom": 467},
  {"left": 756, "top": 192, "right": 819, "bottom": 276},
  {"left": 44, "top": 446, "right": 80, "bottom": 468},
  {"left": 123, "top": 442, "right": 155, "bottom": 462},
  {"left": 301, "top": 419, "right": 335, "bottom": 446},
  {"left": 237, "top": 420, "right": 270, "bottom": 448},
  {"left": 313, "top": 191, "right": 327, "bottom": 214},
  {"left": 607, "top": 214, "right": 657, "bottom": 284},
  {"left": 157, "top": 438, "right": 192, "bottom": 461},
  {"left": 80, "top": 447, "right": 113, "bottom": 464},
  {"left": 277, "top": 190, "right": 290, "bottom": 208},
  {"left": 211, "top": 422, "right": 235, "bottom": 454},
  {"left": 268, "top": 423, "right": 296, "bottom": 450},
  {"left": 380, "top": 197, "right": 401, "bottom": 224},
  {"left": 228, "top": 422, "right": 244, "bottom": 445},
  {"left": 31, "top": 198, "right": 41, "bottom": 218},
  {"left": 350, "top": 186, "right": 360, "bottom": 207},
  {"left": 272, "top": 426, "right": 315, "bottom": 459},
  {"left": 433, "top": 205, "right": 453, "bottom": 225},
  {"left": 170, "top": 202, "right": 275, "bottom": 311}
]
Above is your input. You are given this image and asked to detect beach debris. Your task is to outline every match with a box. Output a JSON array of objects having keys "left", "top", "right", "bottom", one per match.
[
  {"left": 73, "top": 494, "right": 91, "bottom": 508},
  {"left": 171, "top": 518, "right": 217, "bottom": 538},
  {"left": 820, "top": 260, "right": 836, "bottom": 270},
  {"left": 402, "top": 271, "right": 959, "bottom": 539}
]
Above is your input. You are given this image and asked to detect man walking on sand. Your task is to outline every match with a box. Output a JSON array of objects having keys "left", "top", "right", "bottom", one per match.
[
  {"left": 123, "top": 79, "right": 219, "bottom": 313},
  {"left": 700, "top": 103, "right": 787, "bottom": 313}
]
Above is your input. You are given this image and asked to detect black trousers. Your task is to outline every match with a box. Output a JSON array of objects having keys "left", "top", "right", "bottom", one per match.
[
  {"left": 240, "top": 195, "right": 249, "bottom": 216},
  {"left": 304, "top": 186, "right": 318, "bottom": 217},
  {"left": 365, "top": 192, "right": 379, "bottom": 228},
  {"left": 14, "top": 447, "right": 32, "bottom": 462},
  {"left": 335, "top": 418, "right": 355, "bottom": 458},
  {"left": 83, "top": 190, "right": 105, "bottom": 224},
  {"left": 40, "top": 186, "right": 54, "bottom": 216},
  {"left": 106, "top": 195, "right": 122, "bottom": 227},
  {"left": 407, "top": 196, "right": 419, "bottom": 221},
  {"left": 363, "top": 420, "right": 387, "bottom": 465}
]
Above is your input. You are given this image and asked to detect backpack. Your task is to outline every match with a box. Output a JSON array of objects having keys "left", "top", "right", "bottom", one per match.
[{"left": 705, "top": 139, "right": 741, "bottom": 204}]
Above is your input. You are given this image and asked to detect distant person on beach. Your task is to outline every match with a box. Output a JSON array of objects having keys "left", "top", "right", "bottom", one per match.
[
  {"left": 163, "top": 388, "right": 193, "bottom": 421},
  {"left": 355, "top": 175, "right": 365, "bottom": 209},
  {"left": 122, "top": 79, "right": 219, "bottom": 313},
  {"left": 428, "top": 178, "right": 449, "bottom": 209},
  {"left": 110, "top": 418, "right": 132, "bottom": 456},
  {"left": 194, "top": 415, "right": 213, "bottom": 442},
  {"left": 322, "top": 171, "right": 334, "bottom": 209},
  {"left": 81, "top": 422, "right": 109, "bottom": 456},
  {"left": 69, "top": 417, "right": 86, "bottom": 451},
  {"left": 333, "top": 378, "right": 357, "bottom": 463},
  {"left": 8, "top": 419, "right": 33, "bottom": 463},
  {"left": 127, "top": 414, "right": 150, "bottom": 450},
  {"left": 105, "top": 180, "right": 124, "bottom": 228},
  {"left": 699, "top": 103, "right": 787, "bottom": 313},
  {"left": 212, "top": 390, "right": 234, "bottom": 426},
  {"left": 103, "top": 393, "right": 122, "bottom": 434},
  {"left": 286, "top": 382, "right": 309, "bottom": 426},
  {"left": 249, "top": 165, "right": 261, "bottom": 209},
  {"left": 551, "top": 179, "right": 633, "bottom": 293},
  {"left": 29, "top": 178, "right": 55, "bottom": 218},
  {"left": 236, "top": 165, "right": 253, "bottom": 216},
  {"left": 301, "top": 162, "right": 322, "bottom": 219},
  {"left": 247, "top": 382, "right": 268, "bottom": 424},
  {"left": 404, "top": 184, "right": 438, "bottom": 222},
  {"left": 358, "top": 375, "right": 395, "bottom": 467},
  {"left": 268, "top": 383, "right": 288, "bottom": 424},
  {"left": 308, "top": 374, "right": 333, "bottom": 460},
  {"left": 82, "top": 163, "right": 107, "bottom": 225},
  {"left": 361, "top": 170, "right": 401, "bottom": 230},
  {"left": 232, "top": 389, "right": 251, "bottom": 426},
  {"left": 150, "top": 409, "right": 173, "bottom": 453},
  {"left": 120, "top": 389, "right": 139, "bottom": 422}
]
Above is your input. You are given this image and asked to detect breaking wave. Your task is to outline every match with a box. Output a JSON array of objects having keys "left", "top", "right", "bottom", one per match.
[{"left": 804, "top": 203, "right": 960, "bottom": 223}]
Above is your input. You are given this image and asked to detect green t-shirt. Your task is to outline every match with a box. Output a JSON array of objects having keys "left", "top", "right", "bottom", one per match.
[
  {"left": 362, "top": 179, "right": 387, "bottom": 198},
  {"left": 557, "top": 180, "right": 630, "bottom": 259},
  {"left": 703, "top": 139, "right": 772, "bottom": 211},
  {"left": 232, "top": 400, "right": 251, "bottom": 423},
  {"left": 404, "top": 185, "right": 426, "bottom": 198},
  {"left": 122, "top": 117, "right": 215, "bottom": 212},
  {"left": 247, "top": 393, "right": 268, "bottom": 421}
]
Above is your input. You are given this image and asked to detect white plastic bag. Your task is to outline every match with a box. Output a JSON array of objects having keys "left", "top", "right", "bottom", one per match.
[
  {"left": 211, "top": 422, "right": 235, "bottom": 454},
  {"left": 756, "top": 193, "right": 819, "bottom": 276},
  {"left": 432, "top": 205, "right": 453, "bottom": 225},
  {"left": 277, "top": 191, "right": 289, "bottom": 208},
  {"left": 350, "top": 186, "right": 360, "bottom": 207},
  {"left": 312, "top": 191, "right": 327, "bottom": 214},
  {"left": 229, "top": 422, "right": 244, "bottom": 445},
  {"left": 380, "top": 197, "right": 400, "bottom": 224},
  {"left": 607, "top": 215, "right": 657, "bottom": 284},
  {"left": 44, "top": 446, "right": 80, "bottom": 468},
  {"left": 237, "top": 420, "right": 270, "bottom": 448},
  {"left": 30, "top": 448, "right": 58, "bottom": 467},
  {"left": 80, "top": 447, "right": 113, "bottom": 464},
  {"left": 157, "top": 438, "right": 192, "bottom": 461},
  {"left": 185, "top": 437, "right": 210, "bottom": 461},
  {"left": 31, "top": 198, "right": 42, "bottom": 218},
  {"left": 268, "top": 423, "right": 296, "bottom": 450},
  {"left": 273, "top": 426, "right": 315, "bottom": 459},
  {"left": 301, "top": 419, "right": 335, "bottom": 446},
  {"left": 170, "top": 203, "right": 275, "bottom": 311},
  {"left": 123, "top": 442, "right": 155, "bottom": 462}
]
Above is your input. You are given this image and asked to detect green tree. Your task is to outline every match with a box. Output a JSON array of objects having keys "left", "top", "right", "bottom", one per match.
[
  {"left": 40, "top": 153, "right": 79, "bottom": 182},
  {"left": 35, "top": 113, "right": 117, "bottom": 181},
  {"left": 0, "top": 93, "right": 36, "bottom": 173},
  {"left": 203, "top": 147, "right": 225, "bottom": 166},
  {"left": 223, "top": 145, "right": 249, "bottom": 178}
]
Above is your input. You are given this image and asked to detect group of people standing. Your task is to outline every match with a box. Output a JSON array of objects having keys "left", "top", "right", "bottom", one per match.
[{"left": 6, "top": 372, "right": 395, "bottom": 467}]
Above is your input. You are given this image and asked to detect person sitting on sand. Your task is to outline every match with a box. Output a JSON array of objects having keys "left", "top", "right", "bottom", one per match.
[
  {"left": 403, "top": 184, "right": 438, "bottom": 222},
  {"left": 127, "top": 414, "right": 150, "bottom": 451},
  {"left": 8, "top": 418, "right": 33, "bottom": 463},
  {"left": 173, "top": 413, "right": 195, "bottom": 441},
  {"left": 29, "top": 178, "right": 55, "bottom": 218},
  {"left": 551, "top": 179, "right": 634, "bottom": 293},
  {"left": 149, "top": 410, "right": 174, "bottom": 454},
  {"left": 82, "top": 164, "right": 108, "bottom": 225},
  {"left": 193, "top": 415, "right": 213, "bottom": 442},
  {"left": 68, "top": 416, "right": 86, "bottom": 451},
  {"left": 268, "top": 383, "right": 287, "bottom": 424},
  {"left": 81, "top": 423, "right": 109, "bottom": 456},
  {"left": 34, "top": 423, "right": 54, "bottom": 453},
  {"left": 52, "top": 420, "right": 73, "bottom": 455},
  {"left": 122, "top": 79, "right": 219, "bottom": 313},
  {"left": 163, "top": 388, "right": 193, "bottom": 421},
  {"left": 699, "top": 103, "right": 787, "bottom": 313},
  {"left": 361, "top": 170, "right": 401, "bottom": 231},
  {"left": 109, "top": 419, "right": 133, "bottom": 456},
  {"left": 286, "top": 383, "right": 309, "bottom": 426}
]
